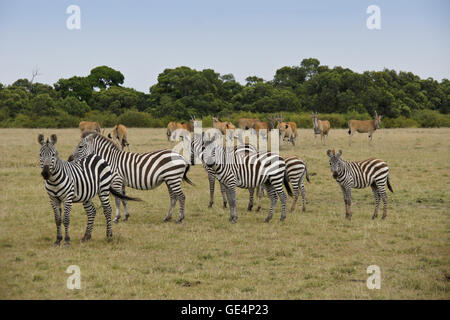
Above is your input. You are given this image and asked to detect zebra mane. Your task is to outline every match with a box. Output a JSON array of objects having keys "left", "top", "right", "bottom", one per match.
[{"left": 83, "top": 132, "right": 121, "bottom": 151}]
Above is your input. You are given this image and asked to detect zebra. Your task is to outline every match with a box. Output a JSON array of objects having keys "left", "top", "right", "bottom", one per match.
[
  {"left": 192, "top": 133, "right": 292, "bottom": 223},
  {"left": 71, "top": 132, "right": 194, "bottom": 223},
  {"left": 255, "top": 156, "right": 310, "bottom": 213},
  {"left": 327, "top": 149, "right": 393, "bottom": 220},
  {"left": 191, "top": 134, "right": 259, "bottom": 210},
  {"left": 38, "top": 134, "right": 137, "bottom": 246}
]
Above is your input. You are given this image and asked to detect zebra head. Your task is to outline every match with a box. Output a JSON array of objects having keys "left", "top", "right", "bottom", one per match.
[
  {"left": 327, "top": 149, "right": 343, "bottom": 179},
  {"left": 38, "top": 134, "right": 58, "bottom": 180},
  {"left": 71, "top": 133, "right": 96, "bottom": 162}
]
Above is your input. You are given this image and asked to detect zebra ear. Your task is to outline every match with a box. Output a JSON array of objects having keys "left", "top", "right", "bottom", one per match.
[
  {"left": 326, "top": 150, "right": 333, "bottom": 157},
  {"left": 336, "top": 149, "right": 342, "bottom": 157},
  {"left": 107, "top": 133, "right": 112, "bottom": 139},
  {"left": 50, "top": 134, "right": 57, "bottom": 145},
  {"left": 38, "top": 134, "right": 45, "bottom": 145}
]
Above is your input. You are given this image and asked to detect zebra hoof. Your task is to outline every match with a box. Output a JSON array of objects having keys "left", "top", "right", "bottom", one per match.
[
  {"left": 63, "top": 242, "right": 71, "bottom": 248},
  {"left": 164, "top": 217, "right": 172, "bottom": 222},
  {"left": 53, "top": 241, "right": 61, "bottom": 247},
  {"left": 256, "top": 206, "right": 261, "bottom": 212},
  {"left": 113, "top": 218, "right": 120, "bottom": 224},
  {"left": 223, "top": 202, "right": 227, "bottom": 209},
  {"left": 372, "top": 215, "right": 377, "bottom": 220},
  {"left": 264, "top": 218, "right": 271, "bottom": 223},
  {"left": 208, "top": 203, "right": 213, "bottom": 208},
  {"left": 81, "top": 235, "right": 91, "bottom": 242},
  {"left": 175, "top": 218, "right": 184, "bottom": 224},
  {"left": 280, "top": 216, "right": 286, "bottom": 222},
  {"left": 381, "top": 215, "right": 387, "bottom": 220}
]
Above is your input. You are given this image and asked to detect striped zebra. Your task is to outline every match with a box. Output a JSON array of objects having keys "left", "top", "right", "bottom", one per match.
[
  {"left": 327, "top": 149, "right": 393, "bottom": 220},
  {"left": 38, "top": 134, "right": 136, "bottom": 246},
  {"left": 256, "top": 156, "right": 310, "bottom": 213},
  {"left": 193, "top": 137, "right": 258, "bottom": 210},
  {"left": 192, "top": 133, "right": 292, "bottom": 223},
  {"left": 71, "top": 132, "right": 194, "bottom": 223}
]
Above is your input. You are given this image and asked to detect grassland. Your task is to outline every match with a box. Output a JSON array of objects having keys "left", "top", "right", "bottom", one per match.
[{"left": 0, "top": 127, "right": 449, "bottom": 299}]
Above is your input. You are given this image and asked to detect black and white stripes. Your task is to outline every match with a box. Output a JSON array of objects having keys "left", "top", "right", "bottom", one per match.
[
  {"left": 71, "top": 133, "right": 193, "bottom": 223},
  {"left": 39, "top": 134, "right": 118, "bottom": 246},
  {"left": 327, "top": 149, "right": 393, "bottom": 220},
  {"left": 193, "top": 133, "right": 292, "bottom": 223}
]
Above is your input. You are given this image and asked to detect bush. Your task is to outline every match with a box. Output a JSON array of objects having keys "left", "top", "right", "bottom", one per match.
[
  {"left": 412, "top": 109, "right": 450, "bottom": 127},
  {"left": 383, "top": 116, "right": 419, "bottom": 128},
  {"left": 117, "top": 110, "right": 154, "bottom": 127}
]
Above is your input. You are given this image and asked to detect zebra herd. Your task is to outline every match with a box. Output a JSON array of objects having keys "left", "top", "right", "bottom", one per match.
[{"left": 38, "top": 125, "right": 393, "bottom": 246}]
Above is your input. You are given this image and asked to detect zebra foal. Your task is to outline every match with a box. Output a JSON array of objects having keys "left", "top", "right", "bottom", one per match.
[
  {"left": 327, "top": 149, "right": 393, "bottom": 220},
  {"left": 38, "top": 134, "right": 135, "bottom": 246}
]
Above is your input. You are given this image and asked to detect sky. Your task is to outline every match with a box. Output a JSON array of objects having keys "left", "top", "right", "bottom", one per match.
[{"left": 0, "top": 0, "right": 449, "bottom": 92}]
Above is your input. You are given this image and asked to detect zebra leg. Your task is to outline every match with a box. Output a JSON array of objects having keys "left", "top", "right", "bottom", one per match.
[
  {"left": 99, "top": 192, "right": 113, "bottom": 239},
  {"left": 276, "top": 185, "right": 288, "bottom": 221},
  {"left": 165, "top": 179, "right": 186, "bottom": 223},
  {"left": 256, "top": 185, "right": 264, "bottom": 212},
  {"left": 300, "top": 181, "right": 306, "bottom": 212},
  {"left": 111, "top": 177, "right": 123, "bottom": 223},
  {"left": 82, "top": 200, "right": 96, "bottom": 242},
  {"left": 371, "top": 184, "right": 380, "bottom": 219},
  {"left": 121, "top": 185, "right": 131, "bottom": 222},
  {"left": 51, "top": 200, "right": 62, "bottom": 246},
  {"left": 290, "top": 177, "right": 300, "bottom": 213},
  {"left": 342, "top": 186, "right": 352, "bottom": 220},
  {"left": 225, "top": 186, "right": 238, "bottom": 223},
  {"left": 219, "top": 182, "right": 228, "bottom": 208},
  {"left": 247, "top": 188, "right": 254, "bottom": 211},
  {"left": 62, "top": 201, "right": 72, "bottom": 247},
  {"left": 208, "top": 173, "right": 215, "bottom": 208},
  {"left": 379, "top": 184, "right": 388, "bottom": 219},
  {"left": 164, "top": 185, "right": 177, "bottom": 222},
  {"left": 113, "top": 196, "right": 121, "bottom": 223},
  {"left": 264, "top": 184, "right": 278, "bottom": 223}
]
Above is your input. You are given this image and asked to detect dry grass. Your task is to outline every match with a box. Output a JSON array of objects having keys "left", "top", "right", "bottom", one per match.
[{"left": 0, "top": 128, "right": 449, "bottom": 299}]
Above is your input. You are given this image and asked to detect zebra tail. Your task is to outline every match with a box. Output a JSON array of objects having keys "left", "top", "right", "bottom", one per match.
[
  {"left": 305, "top": 166, "right": 310, "bottom": 183},
  {"left": 109, "top": 187, "right": 142, "bottom": 201},
  {"left": 183, "top": 164, "right": 195, "bottom": 186},
  {"left": 283, "top": 172, "right": 293, "bottom": 197},
  {"left": 387, "top": 176, "right": 393, "bottom": 193}
]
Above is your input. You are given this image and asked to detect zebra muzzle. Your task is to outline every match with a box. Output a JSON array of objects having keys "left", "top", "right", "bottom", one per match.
[{"left": 41, "top": 165, "right": 51, "bottom": 180}]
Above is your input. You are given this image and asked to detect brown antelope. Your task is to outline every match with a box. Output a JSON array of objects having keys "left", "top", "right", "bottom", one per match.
[
  {"left": 273, "top": 115, "right": 297, "bottom": 146},
  {"left": 348, "top": 111, "right": 382, "bottom": 145},
  {"left": 311, "top": 112, "right": 330, "bottom": 145},
  {"left": 79, "top": 121, "right": 101, "bottom": 137},
  {"left": 212, "top": 116, "right": 236, "bottom": 137},
  {"left": 108, "top": 124, "right": 129, "bottom": 151},
  {"left": 237, "top": 118, "right": 258, "bottom": 130},
  {"left": 166, "top": 119, "right": 195, "bottom": 141}
]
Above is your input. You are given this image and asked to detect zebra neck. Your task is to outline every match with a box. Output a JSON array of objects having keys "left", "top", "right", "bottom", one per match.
[{"left": 46, "top": 158, "right": 67, "bottom": 183}]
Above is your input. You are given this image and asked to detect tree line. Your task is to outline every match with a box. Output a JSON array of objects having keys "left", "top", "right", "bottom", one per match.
[{"left": 1, "top": 59, "right": 449, "bottom": 128}]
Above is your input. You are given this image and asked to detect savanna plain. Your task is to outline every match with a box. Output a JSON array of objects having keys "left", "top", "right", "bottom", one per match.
[{"left": 0, "top": 127, "right": 449, "bottom": 299}]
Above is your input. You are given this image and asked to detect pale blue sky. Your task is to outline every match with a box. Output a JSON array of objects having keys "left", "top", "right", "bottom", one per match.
[{"left": 0, "top": 0, "right": 449, "bottom": 92}]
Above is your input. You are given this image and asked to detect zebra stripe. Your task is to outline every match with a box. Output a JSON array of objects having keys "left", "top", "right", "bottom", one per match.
[
  {"left": 39, "top": 135, "right": 114, "bottom": 246},
  {"left": 327, "top": 149, "right": 393, "bottom": 220},
  {"left": 72, "top": 133, "right": 193, "bottom": 223},
  {"left": 193, "top": 133, "right": 291, "bottom": 223}
]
